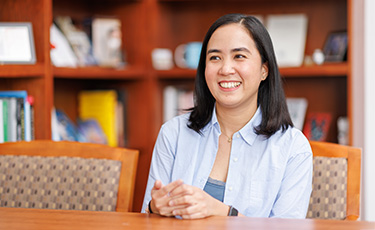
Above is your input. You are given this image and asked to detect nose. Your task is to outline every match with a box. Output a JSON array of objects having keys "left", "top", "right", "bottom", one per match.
[{"left": 219, "top": 59, "right": 235, "bottom": 75}]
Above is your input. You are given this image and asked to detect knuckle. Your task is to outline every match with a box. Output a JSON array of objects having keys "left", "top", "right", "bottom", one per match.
[{"left": 154, "top": 203, "right": 162, "bottom": 209}]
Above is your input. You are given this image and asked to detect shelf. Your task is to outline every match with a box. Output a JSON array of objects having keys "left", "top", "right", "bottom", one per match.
[
  {"left": 280, "top": 63, "right": 348, "bottom": 78},
  {"left": 0, "top": 63, "right": 45, "bottom": 77},
  {"left": 53, "top": 66, "right": 146, "bottom": 80},
  {"left": 155, "top": 63, "right": 348, "bottom": 80},
  {"left": 156, "top": 68, "right": 197, "bottom": 80}
]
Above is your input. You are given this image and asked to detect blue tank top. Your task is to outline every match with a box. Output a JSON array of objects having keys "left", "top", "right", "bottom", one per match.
[{"left": 203, "top": 177, "right": 226, "bottom": 202}]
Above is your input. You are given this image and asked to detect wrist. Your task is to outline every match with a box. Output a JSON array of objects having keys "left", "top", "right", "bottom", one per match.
[
  {"left": 228, "top": 206, "right": 239, "bottom": 216},
  {"left": 212, "top": 201, "right": 231, "bottom": 216},
  {"left": 147, "top": 200, "right": 157, "bottom": 214}
]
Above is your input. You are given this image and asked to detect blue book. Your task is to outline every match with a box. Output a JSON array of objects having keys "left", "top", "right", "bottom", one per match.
[{"left": 0, "top": 90, "right": 30, "bottom": 141}]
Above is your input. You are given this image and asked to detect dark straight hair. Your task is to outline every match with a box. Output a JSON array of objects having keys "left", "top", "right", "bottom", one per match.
[{"left": 187, "top": 13, "right": 293, "bottom": 138}]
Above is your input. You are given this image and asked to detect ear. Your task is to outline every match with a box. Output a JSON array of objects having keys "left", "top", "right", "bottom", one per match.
[{"left": 261, "top": 62, "right": 269, "bottom": 80}]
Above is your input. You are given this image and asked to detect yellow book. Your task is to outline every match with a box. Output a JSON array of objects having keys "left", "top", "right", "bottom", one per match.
[{"left": 78, "top": 90, "right": 117, "bottom": 147}]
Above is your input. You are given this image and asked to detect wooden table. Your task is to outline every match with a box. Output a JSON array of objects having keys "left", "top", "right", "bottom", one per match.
[{"left": 0, "top": 207, "right": 374, "bottom": 230}]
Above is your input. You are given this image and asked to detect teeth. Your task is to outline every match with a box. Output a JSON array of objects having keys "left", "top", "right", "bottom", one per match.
[{"left": 220, "top": 82, "right": 241, "bottom": 89}]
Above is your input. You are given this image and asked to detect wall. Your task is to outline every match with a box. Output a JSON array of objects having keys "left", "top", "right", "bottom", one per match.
[{"left": 352, "top": 0, "right": 375, "bottom": 221}]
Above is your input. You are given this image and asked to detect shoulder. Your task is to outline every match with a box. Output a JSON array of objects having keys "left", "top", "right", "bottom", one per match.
[
  {"left": 270, "top": 126, "right": 312, "bottom": 157},
  {"left": 158, "top": 113, "right": 195, "bottom": 140},
  {"left": 161, "top": 113, "right": 191, "bottom": 132}
]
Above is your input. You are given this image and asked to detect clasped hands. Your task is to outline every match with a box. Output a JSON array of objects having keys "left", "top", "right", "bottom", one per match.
[{"left": 149, "top": 179, "right": 228, "bottom": 219}]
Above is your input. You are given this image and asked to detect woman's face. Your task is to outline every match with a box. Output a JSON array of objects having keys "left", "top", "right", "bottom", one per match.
[{"left": 205, "top": 23, "right": 268, "bottom": 111}]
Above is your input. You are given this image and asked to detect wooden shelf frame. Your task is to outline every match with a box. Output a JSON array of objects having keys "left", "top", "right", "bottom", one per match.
[{"left": 0, "top": 0, "right": 353, "bottom": 213}]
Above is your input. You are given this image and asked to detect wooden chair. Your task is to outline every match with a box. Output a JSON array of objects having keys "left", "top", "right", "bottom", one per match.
[
  {"left": 307, "top": 141, "right": 361, "bottom": 220},
  {"left": 0, "top": 140, "right": 138, "bottom": 212}
]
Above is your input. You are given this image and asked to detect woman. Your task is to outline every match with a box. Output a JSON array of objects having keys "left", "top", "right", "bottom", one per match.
[{"left": 142, "top": 13, "right": 312, "bottom": 219}]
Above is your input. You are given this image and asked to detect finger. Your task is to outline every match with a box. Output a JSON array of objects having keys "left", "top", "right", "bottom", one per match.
[
  {"left": 181, "top": 213, "right": 205, "bottom": 219},
  {"left": 168, "top": 194, "right": 194, "bottom": 207},
  {"left": 152, "top": 179, "right": 184, "bottom": 200},
  {"left": 150, "top": 180, "right": 163, "bottom": 198},
  {"left": 169, "top": 183, "right": 193, "bottom": 197},
  {"left": 154, "top": 180, "right": 163, "bottom": 190},
  {"left": 173, "top": 205, "right": 207, "bottom": 219},
  {"left": 158, "top": 204, "right": 189, "bottom": 217},
  {"left": 159, "top": 179, "right": 184, "bottom": 196}
]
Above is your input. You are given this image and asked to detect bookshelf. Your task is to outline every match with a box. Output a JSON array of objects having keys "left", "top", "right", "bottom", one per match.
[{"left": 0, "top": 0, "right": 352, "bottom": 211}]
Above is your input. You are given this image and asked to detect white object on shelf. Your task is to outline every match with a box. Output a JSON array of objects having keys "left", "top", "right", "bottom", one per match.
[{"left": 266, "top": 14, "right": 308, "bottom": 67}]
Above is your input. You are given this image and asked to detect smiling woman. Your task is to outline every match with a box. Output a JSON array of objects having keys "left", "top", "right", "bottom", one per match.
[{"left": 142, "top": 14, "right": 312, "bottom": 220}]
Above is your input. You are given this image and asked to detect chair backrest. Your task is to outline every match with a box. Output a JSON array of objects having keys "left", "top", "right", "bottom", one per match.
[
  {"left": 0, "top": 140, "right": 138, "bottom": 212},
  {"left": 307, "top": 141, "right": 361, "bottom": 220}
]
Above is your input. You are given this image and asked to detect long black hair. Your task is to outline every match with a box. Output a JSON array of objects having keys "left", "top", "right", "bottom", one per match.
[{"left": 187, "top": 13, "right": 293, "bottom": 138}]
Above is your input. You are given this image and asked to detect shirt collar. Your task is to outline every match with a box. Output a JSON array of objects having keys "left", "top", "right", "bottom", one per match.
[
  {"left": 203, "top": 105, "right": 262, "bottom": 146},
  {"left": 239, "top": 107, "right": 262, "bottom": 146}
]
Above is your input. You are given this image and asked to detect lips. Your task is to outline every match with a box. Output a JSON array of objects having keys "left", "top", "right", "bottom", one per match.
[{"left": 219, "top": 81, "right": 241, "bottom": 89}]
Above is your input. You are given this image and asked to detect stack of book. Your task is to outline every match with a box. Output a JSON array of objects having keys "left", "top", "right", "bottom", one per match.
[
  {"left": 51, "top": 89, "right": 126, "bottom": 147},
  {"left": 163, "top": 86, "right": 194, "bottom": 123},
  {"left": 0, "top": 90, "right": 34, "bottom": 143},
  {"left": 50, "top": 16, "right": 125, "bottom": 68}
]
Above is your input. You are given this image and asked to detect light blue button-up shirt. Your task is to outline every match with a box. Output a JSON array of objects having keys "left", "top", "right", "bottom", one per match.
[{"left": 142, "top": 107, "right": 312, "bottom": 218}]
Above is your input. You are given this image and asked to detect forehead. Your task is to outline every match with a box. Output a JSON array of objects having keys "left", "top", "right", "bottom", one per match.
[{"left": 207, "top": 23, "right": 255, "bottom": 49}]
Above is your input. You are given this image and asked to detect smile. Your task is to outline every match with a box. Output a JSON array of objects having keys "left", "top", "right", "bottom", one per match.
[{"left": 219, "top": 82, "right": 241, "bottom": 89}]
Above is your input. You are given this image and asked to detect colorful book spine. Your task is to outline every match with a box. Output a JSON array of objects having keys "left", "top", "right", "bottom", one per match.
[
  {"left": 0, "top": 90, "right": 32, "bottom": 142},
  {"left": 0, "top": 99, "right": 3, "bottom": 143},
  {"left": 2, "top": 99, "right": 8, "bottom": 142},
  {"left": 78, "top": 90, "right": 118, "bottom": 147}
]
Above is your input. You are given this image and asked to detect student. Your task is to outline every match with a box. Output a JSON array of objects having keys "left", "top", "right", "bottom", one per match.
[{"left": 142, "top": 13, "right": 312, "bottom": 219}]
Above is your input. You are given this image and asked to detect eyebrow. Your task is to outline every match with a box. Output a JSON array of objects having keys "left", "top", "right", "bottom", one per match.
[
  {"left": 207, "top": 47, "right": 251, "bottom": 54},
  {"left": 232, "top": 47, "right": 251, "bottom": 53}
]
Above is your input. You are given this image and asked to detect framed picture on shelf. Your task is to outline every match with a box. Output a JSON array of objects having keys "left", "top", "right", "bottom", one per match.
[
  {"left": 303, "top": 112, "right": 332, "bottom": 141},
  {"left": 323, "top": 31, "right": 347, "bottom": 62},
  {"left": 0, "top": 22, "right": 36, "bottom": 64}
]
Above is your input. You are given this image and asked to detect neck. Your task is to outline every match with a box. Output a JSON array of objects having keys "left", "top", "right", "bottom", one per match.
[{"left": 216, "top": 103, "right": 257, "bottom": 137}]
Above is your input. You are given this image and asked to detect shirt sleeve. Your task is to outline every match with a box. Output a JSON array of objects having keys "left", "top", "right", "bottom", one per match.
[
  {"left": 269, "top": 135, "right": 313, "bottom": 219},
  {"left": 141, "top": 122, "right": 178, "bottom": 213}
]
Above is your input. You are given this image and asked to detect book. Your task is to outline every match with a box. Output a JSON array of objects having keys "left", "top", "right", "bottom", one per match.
[
  {"left": 15, "top": 97, "right": 24, "bottom": 141},
  {"left": 2, "top": 97, "right": 16, "bottom": 142},
  {"left": 77, "top": 119, "right": 107, "bottom": 145},
  {"left": 51, "top": 107, "right": 60, "bottom": 141},
  {"left": 50, "top": 23, "right": 78, "bottom": 67},
  {"left": 54, "top": 109, "right": 84, "bottom": 142},
  {"left": 303, "top": 112, "right": 332, "bottom": 141},
  {"left": 54, "top": 16, "right": 96, "bottom": 66},
  {"left": 92, "top": 17, "right": 124, "bottom": 67},
  {"left": 286, "top": 97, "right": 308, "bottom": 131},
  {"left": 26, "top": 95, "right": 34, "bottom": 141},
  {"left": 163, "top": 86, "right": 179, "bottom": 122},
  {"left": 2, "top": 99, "right": 8, "bottom": 142},
  {"left": 163, "top": 86, "right": 194, "bottom": 122},
  {"left": 116, "top": 90, "right": 127, "bottom": 147},
  {"left": 78, "top": 90, "right": 118, "bottom": 147}
]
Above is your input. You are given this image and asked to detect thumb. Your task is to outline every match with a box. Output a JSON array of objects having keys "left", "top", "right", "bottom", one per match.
[{"left": 153, "top": 180, "right": 163, "bottom": 190}]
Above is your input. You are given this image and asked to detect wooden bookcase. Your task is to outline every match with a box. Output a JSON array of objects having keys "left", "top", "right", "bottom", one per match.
[{"left": 0, "top": 0, "right": 352, "bottom": 211}]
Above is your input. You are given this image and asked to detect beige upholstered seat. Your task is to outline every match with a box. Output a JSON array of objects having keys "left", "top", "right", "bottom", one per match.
[
  {"left": 306, "top": 141, "right": 361, "bottom": 220},
  {"left": 0, "top": 140, "right": 139, "bottom": 212}
]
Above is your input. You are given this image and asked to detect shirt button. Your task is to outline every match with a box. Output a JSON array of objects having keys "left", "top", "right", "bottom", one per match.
[
  {"left": 233, "top": 157, "right": 238, "bottom": 162},
  {"left": 228, "top": 187, "right": 233, "bottom": 191},
  {"left": 236, "top": 134, "right": 240, "bottom": 138}
]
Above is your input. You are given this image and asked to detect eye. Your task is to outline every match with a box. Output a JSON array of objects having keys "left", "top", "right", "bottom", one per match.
[
  {"left": 234, "top": 54, "right": 246, "bottom": 59},
  {"left": 208, "top": 55, "right": 220, "bottom": 61}
]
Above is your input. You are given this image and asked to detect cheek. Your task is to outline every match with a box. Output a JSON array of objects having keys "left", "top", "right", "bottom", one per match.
[
  {"left": 205, "top": 66, "right": 216, "bottom": 87},
  {"left": 239, "top": 65, "right": 263, "bottom": 82}
]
